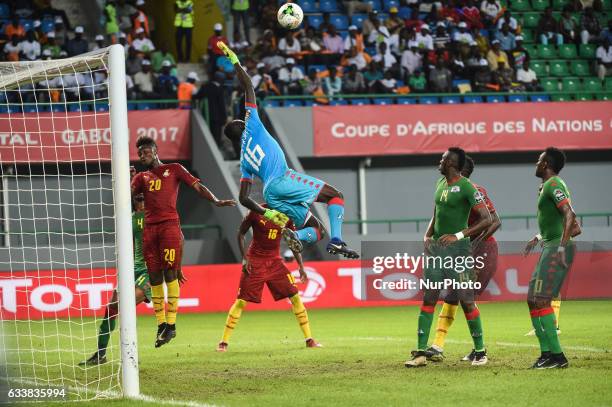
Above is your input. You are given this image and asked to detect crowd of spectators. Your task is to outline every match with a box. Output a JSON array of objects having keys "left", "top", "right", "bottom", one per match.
[{"left": 203, "top": 0, "right": 611, "bottom": 101}]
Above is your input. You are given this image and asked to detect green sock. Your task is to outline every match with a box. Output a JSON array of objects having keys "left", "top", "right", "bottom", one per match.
[
  {"left": 97, "top": 306, "right": 117, "bottom": 356},
  {"left": 417, "top": 306, "right": 435, "bottom": 351},
  {"left": 530, "top": 310, "right": 550, "bottom": 353},
  {"left": 540, "top": 309, "right": 562, "bottom": 354},
  {"left": 465, "top": 308, "right": 485, "bottom": 351}
]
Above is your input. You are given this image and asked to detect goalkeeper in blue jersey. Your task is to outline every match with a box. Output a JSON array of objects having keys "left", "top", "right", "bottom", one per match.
[{"left": 219, "top": 41, "right": 358, "bottom": 259}]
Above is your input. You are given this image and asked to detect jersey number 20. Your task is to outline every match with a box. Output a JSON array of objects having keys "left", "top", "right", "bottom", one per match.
[{"left": 245, "top": 137, "right": 265, "bottom": 171}]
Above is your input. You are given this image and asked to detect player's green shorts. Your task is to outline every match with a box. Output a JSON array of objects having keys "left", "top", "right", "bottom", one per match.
[
  {"left": 134, "top": 267, "right": 151, "bottom": 302},
  {"left": 423, "top": 239, "right": 476, "bottom": 285},
  {"left": 529, "top": 242, "right": 576, "bottom": 299}
]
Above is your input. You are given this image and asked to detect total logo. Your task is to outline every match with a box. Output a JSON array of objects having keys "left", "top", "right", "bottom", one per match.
[{"left": 291, "top": 267, "right": 325, "bottom": 303}]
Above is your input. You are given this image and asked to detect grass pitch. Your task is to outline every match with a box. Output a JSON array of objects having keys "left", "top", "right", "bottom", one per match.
[{"left": 13, "top": 300, "right": 612, "bottom": 406}]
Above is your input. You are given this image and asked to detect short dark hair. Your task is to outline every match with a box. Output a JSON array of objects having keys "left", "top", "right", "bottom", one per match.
[
  {"left": 543, "top": 147, "right": 566, "bottom": 173},
  {"left": 223, "top": 120, "right": 245, "bottom": 141},
  {"left": 136, "top": 135, "right": 156, "bottom": 149},
  {"left": 448, "top": 147, "right": 466, "bottom": 171},
  {"left": 463, "top": 155, "right": 475, "bottom": 177}
]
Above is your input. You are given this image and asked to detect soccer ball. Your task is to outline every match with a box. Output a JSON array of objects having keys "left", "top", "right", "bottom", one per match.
[{"left": 277, "top": 3, "right": 304, "bottom": 30}]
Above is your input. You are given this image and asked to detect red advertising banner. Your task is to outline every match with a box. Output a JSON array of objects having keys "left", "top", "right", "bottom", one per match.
[
  {"left": 0, "top": 109, "right": 191, "bottom": 163},
  {"left": 1, "top": 252, "right": 610, "bottom": 320},
  {"left": 312, "top": 101, "right": 612, "bottom": 157}
]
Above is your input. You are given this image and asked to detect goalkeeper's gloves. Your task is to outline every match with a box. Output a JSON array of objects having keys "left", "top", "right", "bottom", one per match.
[
  {"left": 263, "top": 209, "right": 289, "bottom": 228},
  {"left": 217, "top": 41, "right": 239, "bottom": 65}
]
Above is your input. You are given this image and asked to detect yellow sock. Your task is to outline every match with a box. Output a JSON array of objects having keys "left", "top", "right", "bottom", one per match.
[
  {"left": 552, "top": 299, "right": 561, "bottom": 329},
  {"left": 222, "top": 299, "right": 247, "bottom": 343},
  {"left": 166, "top": 279, "right": 180, "bottom": 325},
  {"left": 151, "top": 283, "right": 166, "bottom": 325},
  {"left": 290, "top": 294, "right": 312, "bottom": 339},
  {"left": 432, "top": 302, "right": 458, "bottom": 350}
]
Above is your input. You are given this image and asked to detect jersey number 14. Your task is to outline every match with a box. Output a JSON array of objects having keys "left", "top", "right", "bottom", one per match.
[{"left": 245, "top": 137, "right": 265, "bottom": 171}]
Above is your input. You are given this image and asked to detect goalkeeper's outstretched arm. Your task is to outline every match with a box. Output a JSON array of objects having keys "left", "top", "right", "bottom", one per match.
[{"left": 217, "top": 41, "right": 256, "bottom": 105}]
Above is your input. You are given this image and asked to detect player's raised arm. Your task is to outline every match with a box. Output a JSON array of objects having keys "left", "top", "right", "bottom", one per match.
[
  {"left": 217, "top": 41, "right": 256, "bottom": 106},
  {"left": 191, "top": 181, "right": 237, "bottom": 207},
  {"left": 239, "top": 180, "right": 288, "bottom": 227}
]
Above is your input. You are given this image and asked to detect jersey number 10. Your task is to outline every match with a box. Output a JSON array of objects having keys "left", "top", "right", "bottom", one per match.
[{"left": 245, "top": 137, "right": 265, "bottom": 171}]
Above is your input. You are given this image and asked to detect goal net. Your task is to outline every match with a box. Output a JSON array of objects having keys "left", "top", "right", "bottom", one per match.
[{"left": 0, "top": 46, "right": 138, "bottom": 401}]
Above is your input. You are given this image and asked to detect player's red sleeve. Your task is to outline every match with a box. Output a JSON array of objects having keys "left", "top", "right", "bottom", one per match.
[
  {"left": 131, "top": 173, "right": 143, "bottom": 193},
  {"left": 174, "top": 163, "right": 200, "bottom": 186},
  {"left": 479, "top": 186, "right": 496, "bottom": 214}
]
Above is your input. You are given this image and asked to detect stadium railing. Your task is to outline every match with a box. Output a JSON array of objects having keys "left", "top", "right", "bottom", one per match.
[
  {"left": 343, "top": 212, "right": 612, "bottom": 233},
  {"left": 261, "top": 90, "right": 612, "bottom": 106}
]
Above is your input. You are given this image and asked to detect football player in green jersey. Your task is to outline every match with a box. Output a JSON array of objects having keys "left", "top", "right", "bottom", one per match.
[
  {"left": 80, "top": 191, "right": 152, "bottom": 366},
  {"left": 406, "top": 147, "right": 492, "bottom": 368},
  {"left": 524, "top": 147, "right": 580, "bottom": 369}
]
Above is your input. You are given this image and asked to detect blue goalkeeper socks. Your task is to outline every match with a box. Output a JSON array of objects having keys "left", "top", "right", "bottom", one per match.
[
  {"left": 296, "top": 227, "right": 320, "bottom": 244},
  {"left": 327, "top": 198, "right": 345, "bottom": 241}
]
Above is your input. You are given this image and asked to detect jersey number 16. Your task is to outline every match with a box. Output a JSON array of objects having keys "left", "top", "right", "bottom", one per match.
[{"left": 245, "top": 137, "right": 265, "bottom": 171}]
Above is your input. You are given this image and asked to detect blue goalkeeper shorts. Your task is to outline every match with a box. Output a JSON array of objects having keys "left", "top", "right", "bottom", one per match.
[{"left": 263, "top": 169, "right": 324, "bottom": 227}]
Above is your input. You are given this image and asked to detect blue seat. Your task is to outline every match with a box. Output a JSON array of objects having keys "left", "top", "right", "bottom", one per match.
[
  {"left": 284, "top": 99, "right": 304, "bottom": 107},
  {"left": 50, "top": 104, "right": 65, "bottom": 112},
  {"left": 319, "top": 0, "right": 339, "bottom": 12},
  {"left": 20, "top": 19, "right": 33, "bottom": 32},
  {"left": 297, "top": 0, "right": 318, "bottom": 13},
  {"left": 442, "top": 96, "right": 461, "bottom": 104},
  {"left": 307, "top": 14, "right": 324, "bottom": 29},
  {"left": 351, "top": 13, "right": 368, "bottom": 28},
  {"left": 364, "top": 0, "right": 382, "bottom": 10},
  {"left": 304, "top": 100, "right": 322, "bottom": 107},
  {"left": 330, "top": 15, "right": 349, "bottom": 30},
  {"left": 309, "top": 64, "right": 327, "bottom": 74},
  {"left": 329, "top": 99, "right": 348, "bottom": 106},
  {"left": 263, "top": 99, "right": 280, "bottom": 108},
  {"left": 452, "top": 79, "right": 470, "bottom": 90},
  {"left": 530, "top": 94, "right": 550, "bottom": 102},
  {"left": 508, "top": 94, "right": 527, "bottom": 103},
  {"left": 127, "top": 102, "right": 139, "bottom": 110},
  {"left": 419, "top": 96, "right": 440, "bottom": 104},
  {"left": 137, "top": 102, "right": 155, "bottom": 110},
  {"left": 398, "top": 6, "right": 412, "bottom": 19},
  {"left": 383, "top": 0, "right": 400, "bottom": 11},
  {"left": 463, "top": 95, "right": 483, "bottom": 103},
  {"left": 68, "top": 103, "right": 91, "bottom": 112},
  {"left": 350, "top": 98, "right": 371, "bottom": 105},
  {"left": 295, "top": 65, "right": 306, "bottom": 74},
  {"left": 397, "top": 97, "right": 417, "bottom": 104},
  {"left": 41, "top": 19, "right": 55, "bottom": 33},
  {"left": 23, "top": 105, "right": 39, "bottom": 113},
  {"left": 486, "top": 95, "right": 506, "bottom": 103},
  {"left": 339, "top": 30, "right": 348, "bottom": 40},
  {"left": 373, "top": 98, "right": 393, "bottom": 105},
  {"left": 0, "top": 4, "right": 9, "bottom": 19},
  {"left": 95, "top": 103, "right": 109, "bottom": 112}
]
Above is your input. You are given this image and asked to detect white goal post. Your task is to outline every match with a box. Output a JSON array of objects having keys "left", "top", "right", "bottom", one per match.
[{"left": 0, "top": 44, "right": 139, "bottom": 400}]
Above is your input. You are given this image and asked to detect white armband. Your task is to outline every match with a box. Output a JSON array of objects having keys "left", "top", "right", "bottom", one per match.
[
  {"left": 535, "top": 234, "right": 542, "bottom": 241},
  {"left": 454, "top": 231, "right": 465, "bottom": 240}
]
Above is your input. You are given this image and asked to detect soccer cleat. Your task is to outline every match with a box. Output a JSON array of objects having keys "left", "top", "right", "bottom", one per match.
[
  {"left": 326, "top": 238, "right": 360, "bottom": 259},
  {"left": 471, "top": 350, "right": 488, "bottom": 366},
  {"left": 306, "top": 338, "right": 322, "bottom": 348},
  {"left": 424, "top": 345, "right": 444, "bottom": 362},
  {"left": 405, "top": 350, "right": 428, "bottom": 368},
  {"left": 282, "top": 228, "right": 303, "bottom": 253},
  {"left": 78, "top": 351, "right": 106, "bottom": 366},
  {"left": 216, "top": 341, "right": 228, "bottom": 352},
  {"left": 461, "top": 349, "right": 477, "bottom": 362},
  {"left": 530, "top": 352, "right": 552, "bottom": 369},
  {"left": 155, "top": 322, "right": 168, "bottom": 348},
  {"left": 536, "top": 353, "right": 569, "bottom": 369}
]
